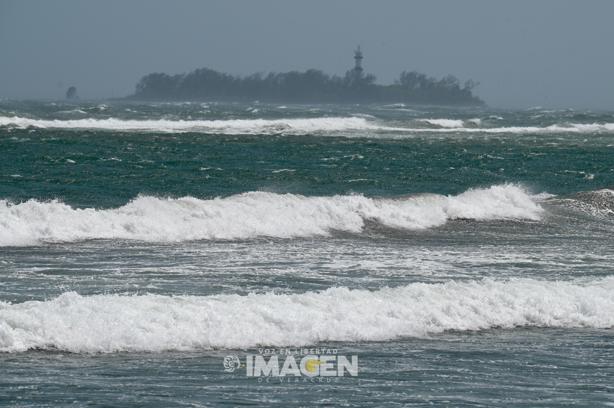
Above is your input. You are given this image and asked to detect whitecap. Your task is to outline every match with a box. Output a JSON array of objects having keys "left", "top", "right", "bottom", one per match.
[
  {"left": 1, "top": 277, "right": 612, "bottom": 353},
  {"left": 0, "top": 184, "right": 543, "bottom": 246}
]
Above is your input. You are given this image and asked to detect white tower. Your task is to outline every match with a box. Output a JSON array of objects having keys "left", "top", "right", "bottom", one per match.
[{"left": 354, "top": 46, "right": 364, "bottom": 74}]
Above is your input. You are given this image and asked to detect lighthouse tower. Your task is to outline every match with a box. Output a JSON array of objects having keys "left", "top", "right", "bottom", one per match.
[{"left": 353, "top": 46, "right": 364, "bottom": 75}]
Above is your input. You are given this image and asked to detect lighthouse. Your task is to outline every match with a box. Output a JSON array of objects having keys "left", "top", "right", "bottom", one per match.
[{"left": 353, "top": 46, "right": 364, "bottom": 75}]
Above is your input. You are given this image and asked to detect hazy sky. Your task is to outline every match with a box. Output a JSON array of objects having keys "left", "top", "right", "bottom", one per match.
[{"left": 1, "top": 0, "right": 613, "bottom": 108}]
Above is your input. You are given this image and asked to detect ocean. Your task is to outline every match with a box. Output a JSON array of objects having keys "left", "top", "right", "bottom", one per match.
[{"left": 1, "top": 100, "right": 613, "bottom": 406}]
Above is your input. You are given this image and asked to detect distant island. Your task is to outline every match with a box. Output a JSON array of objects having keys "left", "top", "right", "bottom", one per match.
[{"left": 130, "top": 47, "right": 483, "bottom": 105}]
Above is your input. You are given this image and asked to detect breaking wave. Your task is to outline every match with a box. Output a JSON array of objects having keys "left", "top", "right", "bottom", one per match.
[
  {"left": 0, "top": 116, "right": 378, "bottom": 135},
  {"left": 417, "top": 118, "right": 466, "bottom": 128},
  {"left": 412, "top": 119, "right": 614, "bottom": 133},
  {"left": 1, "top": 277, "right": 613, "bottom": 353},
  {"left": 454, "top": 122, "right": 614, "bottom": 134},
  {"left": 0, "top": 184, "right": 543, "bottom": 246},
  {"left": 417, "top": 118, "right": 482, "bottom": 128},
  {"left": 559, "top": 189, "right": 614, "bottom": 217},
  {"left": 3, "top": 115, "right": 614, "bottom": 135}
]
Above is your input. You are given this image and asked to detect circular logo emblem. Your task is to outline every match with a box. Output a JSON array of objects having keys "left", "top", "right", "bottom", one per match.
[{"left": 223, "top": 355, "right": 241, "bottom": 372}]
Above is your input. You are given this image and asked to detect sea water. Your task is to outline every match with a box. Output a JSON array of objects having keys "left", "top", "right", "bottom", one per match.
[{"left": 1, "top": 101, "right": 613, "bottom": 406}]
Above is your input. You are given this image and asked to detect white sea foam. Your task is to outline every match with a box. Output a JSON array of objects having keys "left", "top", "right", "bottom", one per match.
[
  {"left": 415, "top": 118, "right": 614, "bottom": 134},
  {"left": 412, "top": 122, "right": 614, "bottom": 134},
  {"left": 0, "top": 116, "right": 378, "bottom": 135},
  {"left": 562, "top": 189, "right": 614, "bottom": 217},
  {"left": 2, "top": 115, "right": 614, "bottom": 135},
  {"left": 418, "top": 118, "right": 466, "bottom": 128},
  {"left": 1, "top": 277, "right": 613, "bottom": 353},
  {"left": 0, "top": 184, "right": 543, "bottom": 246}
]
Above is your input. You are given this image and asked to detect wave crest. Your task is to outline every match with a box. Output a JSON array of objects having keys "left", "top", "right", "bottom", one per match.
[
  {"left": 1, "top": 277, "right": 612, "bottom": 353},
  {"left": 561, "top": 189, "right": 614, "bottom": 217},
  {"left": 3, "top": 115, "right": 614, "bottom": 135},
  {"left": 0, "top": 185, "right": 542, "bottom": 246},
  {"left": 0, "top": 116, "right": 376, "bottom": 135}
]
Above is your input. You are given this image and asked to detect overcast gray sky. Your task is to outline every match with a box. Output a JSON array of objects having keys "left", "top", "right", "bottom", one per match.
[{"left": 1, "top": 0, "right": 613, "bottom": 108}]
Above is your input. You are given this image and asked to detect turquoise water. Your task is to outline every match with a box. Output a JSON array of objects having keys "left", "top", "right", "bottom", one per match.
[{"left": 1, "top": 101, "right": 614, "bottom": 406}]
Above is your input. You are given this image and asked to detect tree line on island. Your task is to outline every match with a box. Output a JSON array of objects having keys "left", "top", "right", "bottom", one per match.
[{"left": 132, "top": 66, "right": 483, "bottom": 105}]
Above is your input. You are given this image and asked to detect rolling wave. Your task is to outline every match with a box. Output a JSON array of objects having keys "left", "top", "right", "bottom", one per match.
[
  {"left": 417, "top": 118, "right": 466, "bottom": 128},
  {"left": 411, "top": 119, "right": 614, "bottom": 133},
  {"left": 0, "top": 184, "right": 542, "bottom": 246},
  {"left": 559, "top": 189, "right": 614, "bottom": 217},
  {"left": 2, "top": 115, "right": 614, "bottom": 135},
  {"left": 0, "top": 116, "right": 377, "bottom": 135},
  {"left": 1, "top": 277, "right": 612, "bottom": 353}
]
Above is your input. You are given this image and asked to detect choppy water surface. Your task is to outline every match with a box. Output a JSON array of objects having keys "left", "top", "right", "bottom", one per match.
[{"left": 1, "top": 101, "right": 613, "bottom": 406}]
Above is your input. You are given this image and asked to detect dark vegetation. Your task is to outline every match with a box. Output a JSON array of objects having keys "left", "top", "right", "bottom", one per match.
[
  {"left": 65, "top": 86, "right": 78, "bottom": 100},
  {"left": 132, "top": 66, "right": 483, "bottom": 105}
]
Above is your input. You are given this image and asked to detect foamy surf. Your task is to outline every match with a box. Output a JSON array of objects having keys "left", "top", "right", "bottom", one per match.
[
  {"left": 417, "top": 118, "right": 466, "bottom": 128},
  {"left": 557, "top": 189, "right": 614, "bottom": 217},
  {"left": 0, "top": 184, "right": 543, "bottom": 246},
  {"left": 1, "top": 277, "right": 612, "bottom": 353},
  {"left": 412, "top": 119, "right": 614, "bottom": 133},
  {"left": 3, "top": 115, "right": 614, "bottom": 135},
  {"left": 433, "top": 122, "right": 614, "bottom": 134},
  {"left": 0, "top": 116, "right": 378, "bottom": 135}
]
